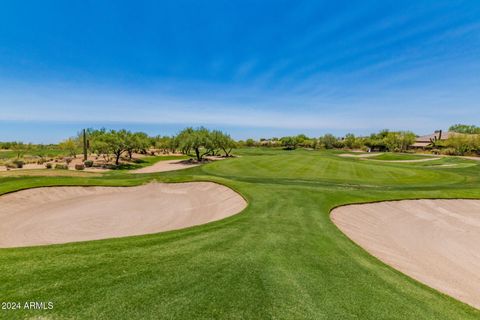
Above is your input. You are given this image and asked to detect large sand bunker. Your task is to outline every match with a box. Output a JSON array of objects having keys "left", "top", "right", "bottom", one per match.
[
  {"left": 331, "top": 199, "right": 480, "bottom": 309},
  {"left": 0, "top": 182, "right": 246, "bottom": 248}
]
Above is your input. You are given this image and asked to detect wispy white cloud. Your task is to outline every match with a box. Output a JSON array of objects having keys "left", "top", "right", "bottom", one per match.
[{"left": 1, "top": 79, "right": 477, "bottom": 136}]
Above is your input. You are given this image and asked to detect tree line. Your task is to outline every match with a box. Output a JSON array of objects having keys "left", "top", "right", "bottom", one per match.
[
  {"left": 242, "top": 126, "right": 480, "bottom": 156},
  {"left": 438, "top": 134, "right": 480, "bottom": 156},
  {"left": 449, "top": 124, "right": 480, "bottom": 134},
  {"left": 240, "top": 130, "right": 417, "bottom": 152},
  {"left": 60, "top": 125, "right": 479, "bottom": 160},
  {"left": 2, "top": 124, "right": 479, "bottom": 164},
  {"left": 58, "top": 127, "right": 237, "bottom": 165}
]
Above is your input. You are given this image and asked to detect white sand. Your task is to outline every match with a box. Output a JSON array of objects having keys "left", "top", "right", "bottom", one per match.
[
  {"left": 0, "top": 182, "right": 246, "bottom": 248},
  {"left": 331, "top": 199, "right": 480, "bottom": 309},
  {"left": 461, "top": 156, "right": 480, "bottom": 161},
  {"left": 133, "top": 157, "right": 228, "bottom": 174},
  {"left": 132, "top": 160, "right": 200, "bottom": 174}
]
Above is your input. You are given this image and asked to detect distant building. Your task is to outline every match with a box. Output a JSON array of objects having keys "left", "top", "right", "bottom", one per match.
[
  {"left": 411, "top": 130, "right": 453, "bottom": 149},
  {"left": 259, "top": 139, "right": 280, "bottom": 146}
]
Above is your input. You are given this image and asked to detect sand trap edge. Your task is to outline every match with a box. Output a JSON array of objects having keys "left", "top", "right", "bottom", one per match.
[
  {"left": 329, "top": 198, "right": 480, "bottom": 310},
  {"left": 0, "top": 181, "right": 248, "bottom": 249}
]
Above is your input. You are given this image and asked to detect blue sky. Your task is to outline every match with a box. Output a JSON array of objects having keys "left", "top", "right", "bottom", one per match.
[{"left": 1, "top": 1, "right": 479, "bottom": 143}]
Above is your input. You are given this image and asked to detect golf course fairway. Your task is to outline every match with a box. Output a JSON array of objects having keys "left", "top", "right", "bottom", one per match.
[{"left": 1, "top": 149, "right": 479, "bottom": 319}]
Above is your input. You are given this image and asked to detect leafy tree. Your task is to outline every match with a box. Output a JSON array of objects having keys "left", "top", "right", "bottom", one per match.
[
  {"left": 176, "top": 128, "right": 194, "bottom": 154},
  {"left": 11, "top": 142, "right": 27, "bottom": 159},
  {"left": 385, "top": 132, "right": 400, "bottom": 152},
  {"left": 320, "top": 134, "right": 338, "bottom": 149},
  {"left": 125, "top": 132, "right": 150, "bottom": 159},
  {"left": 364, "top": 132, "right": 387, "bottom": 151},
  {"left": 34, "top": 144, "right": 48, "bottom": 162},
  {"left": 383, "top": 131, "right": 416, "bottom": 152},
  {"left": 295, "top": 134, "right": 308, "bottom": 147},
  {"left": 245, "top": 139, "right": 256, "bottom": 147},
  {"left": 377, "top": 129, "right": 390, "bottom": 138},
  {"left": 91, "top": 139, "right": 111, "bottom": 162},
  {"left": 449, "top": 124, "right": 480, "bottom": 134},
  {"left": 211, "top": 130, "right": 236, "bottom": 157},
  {"left": 399, "top": 131, "right": 416, "bottom": 151},
  {"left": 87, "top": 129, "right": 129, "bottom": 165},
  {"left": 168, "top": 136, "right": 180, "bottom": 153},
  {"left": 107, "top": 130, "right": 130, "bottom": 165},
  {"left": 280, "top": 136, "right": 299, "bottom": 150},
  {"left": 0, "top": 142, "right": 16, "bottom": 150},
  {"left": 344, "top": 133, "right": 356, "bottom": 149},
  {"left": 154, "top": 135, "right": 173, "bottom": 154},
  {"left": 177, "top": 127, "right": 215, "bottom": 161},
  {"left": 87, "top": 128, "right": 109, "bottom": 161},
  {"left": 302, "top": 139, "right": 317, "bottom": 149},
  {"left": 445, "top": 133, "right": 478, "bottom": 155},
  {"left": 474, "top": 135, "right": 480, "bottom": 154},
  {"left": 59, "top": 138, "right": 79, "bottom": 158}
]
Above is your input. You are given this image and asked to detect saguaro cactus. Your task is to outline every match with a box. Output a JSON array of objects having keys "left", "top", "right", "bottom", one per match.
[{"left": 83, "top": 129, "right": 88, "bottom": 161}]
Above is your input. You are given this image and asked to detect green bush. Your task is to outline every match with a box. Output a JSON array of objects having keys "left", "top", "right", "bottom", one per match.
[
  {"left": 55, "top": 164, "right": 69, "bottom": 170},
  {"left": 5, "top": 163, "right": 16, "bottom": 169},
  {"left": 12, "top": 160, "right": 24, "bottom": 168},
  {"left": 84, "top": 160, "right": 94, "bottom": 167},
  {"left": 45, "top": 163, "right": 53, "bottom": 169},
  {"left": 441, "top": 148, "right": 457, "bottom": 156}
]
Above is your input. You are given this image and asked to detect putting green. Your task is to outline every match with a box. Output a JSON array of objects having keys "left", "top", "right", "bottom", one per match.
[{"left": 0, "top": 149, "right": 479, "bottom": 319}]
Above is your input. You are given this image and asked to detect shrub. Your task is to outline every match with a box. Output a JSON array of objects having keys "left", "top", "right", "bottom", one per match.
[
  {"left": 441, "top": 148, "right": 457, "bottom": 156},
  {"left": 65, "top": 157, "right": 73, "bottom": 165},
  {"left": 45, "top": 163, "right": 53, "bottom": 169},
  {"left": 12, "top": 160, "right": 24, "bottom": 168},
  {"left": 84, "top": 160, "right": 94, "bottom": 167},
  {"left": 6, "top": 163, "right": 16, "bottom": 169},
  {"left": 55, "top": 164, "right": 69, "bottom": 170},
  {"left": 444, "top": 134, "right": 477, "bottom": 155},
  {"left": 75, "top": 164, "right": 85, "bottom": 170}
]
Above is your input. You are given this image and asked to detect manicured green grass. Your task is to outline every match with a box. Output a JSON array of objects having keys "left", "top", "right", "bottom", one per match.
[
  {"left": 206, "top": 150, "right": 465, "bottom": 187},
  {"left": 368, "top": 153, "right": 437, "bottom": 161},
  {"left": 0, "top": 149, "right": 479, "bottom": 319}
]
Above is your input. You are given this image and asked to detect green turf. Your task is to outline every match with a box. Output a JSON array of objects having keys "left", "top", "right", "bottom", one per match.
[
  {"left": 0, "top": 149, "right": 479, "bottom": 319},
  {"left": 368, "top": 153, "right": 437, "bottom": 161},
  {"left": 0, "top": 148, "right": 67, "bottom": 161}
]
